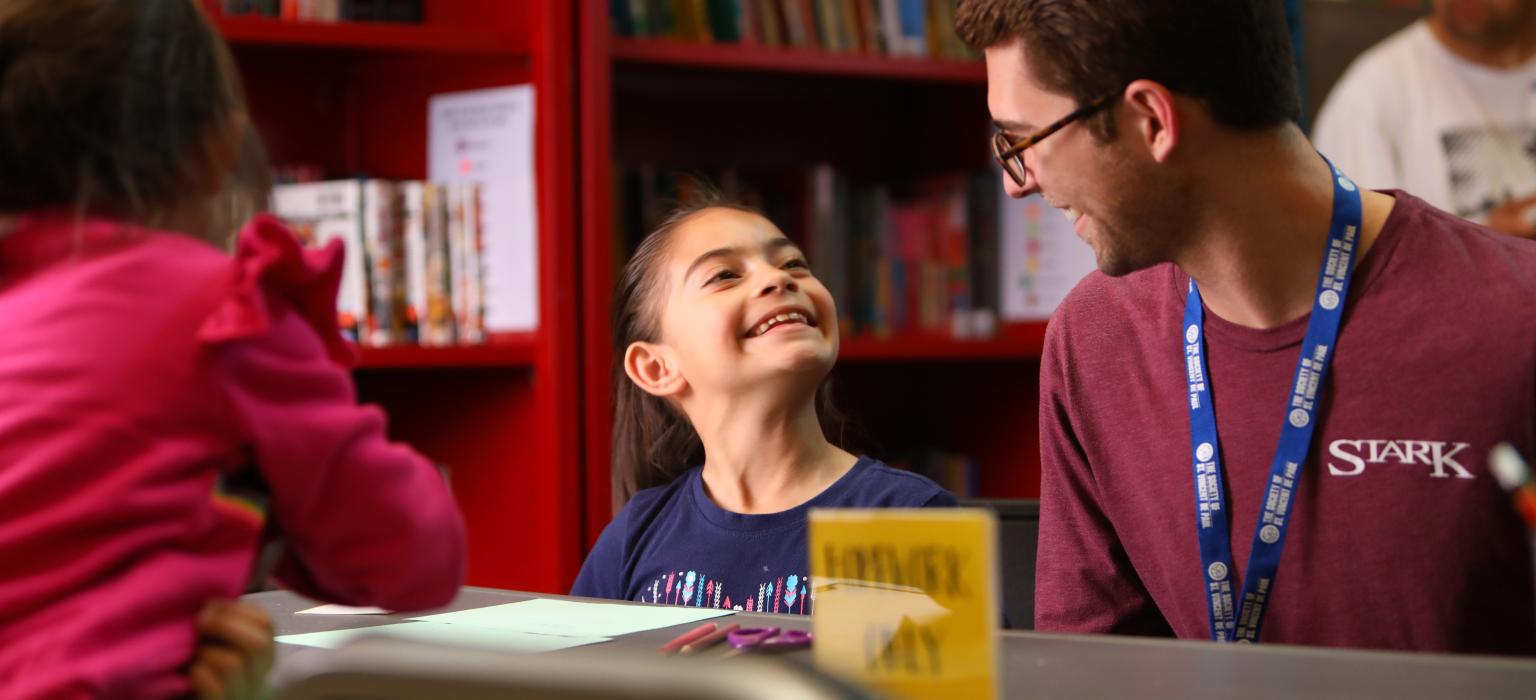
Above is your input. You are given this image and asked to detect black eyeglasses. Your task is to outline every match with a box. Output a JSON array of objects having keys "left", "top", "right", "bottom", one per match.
[{"left": 991, "top": 90, "right": 1121, "bottom": 187}]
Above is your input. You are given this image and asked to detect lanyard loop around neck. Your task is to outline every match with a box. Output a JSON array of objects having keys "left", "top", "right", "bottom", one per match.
[{"left": 1184, "top": 159, "right": 1364, "bottom": 643}]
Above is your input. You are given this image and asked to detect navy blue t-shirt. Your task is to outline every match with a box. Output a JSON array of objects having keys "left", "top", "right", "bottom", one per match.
[{"left": 571, "top": 456, "right": 956, "bottom": 615}]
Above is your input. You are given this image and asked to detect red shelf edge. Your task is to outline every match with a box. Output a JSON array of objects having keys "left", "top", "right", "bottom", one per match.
[
  {"left": 356, "top": 335, "right": 537, "bottom": 369},
  {"left": 215, "top": 16, "right": 527, "bottom": 56},
  {"left": 837, "top": 323, "right": 1048, "bottom": 361},
  {"left": 610, "top": 37, "right": 985, "bottom": 83}
]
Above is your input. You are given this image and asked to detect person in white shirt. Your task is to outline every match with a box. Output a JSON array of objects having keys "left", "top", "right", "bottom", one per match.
[{"left": 1313, "top": 0, "right": 1536, "bottom": 238}]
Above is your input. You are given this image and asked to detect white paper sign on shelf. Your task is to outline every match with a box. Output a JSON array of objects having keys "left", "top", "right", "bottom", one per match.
[
  {"left": 429, "top": 84, "right": 538, "bottom": 332},
  {"left": 1000, "top": 192, "right": 1098, "bottom": 321}
]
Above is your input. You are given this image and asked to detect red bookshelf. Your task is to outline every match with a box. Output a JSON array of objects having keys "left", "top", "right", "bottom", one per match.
[
  {"left": 580, "top": 2, "right": 1043, "bottom": 548},
  {"left": 215, "top": 0, "right": 584, "bottom": 594},
  {"left": 611, "top": 37, "right": 985, "bottom": 83},
  {"left": 838, "top": 324, "right": 1047, "bottom": 362},
  {"left": 215, "top": 16, "right": 526, "bottom": 55},
  {"left": 356, "top": 335, "right": 538, "bottom": 369}
]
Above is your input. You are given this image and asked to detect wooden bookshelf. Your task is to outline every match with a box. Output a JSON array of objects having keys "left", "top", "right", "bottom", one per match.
[
  {"left": 580, "top": 2, "right": 1042, "bottom": 546},
  {"left": 214, "top": 0, "right": 583, "bottom": 594}
]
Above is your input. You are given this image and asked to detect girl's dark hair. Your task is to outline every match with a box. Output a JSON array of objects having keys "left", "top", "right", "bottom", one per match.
[
  {"left": 611, "top": 188, "right": 853, "bottom": 504},
  {"left": 0, "top": 0, "right": 259, "bottom": 235}
]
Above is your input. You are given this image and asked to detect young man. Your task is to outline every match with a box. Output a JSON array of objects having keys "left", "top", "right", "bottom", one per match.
[
  {"left": 956, "top": 0, "right": 1536, "bottom": 654},
  {"left": 1314, "top": 0, "right": 1536, "bottom": 237}
]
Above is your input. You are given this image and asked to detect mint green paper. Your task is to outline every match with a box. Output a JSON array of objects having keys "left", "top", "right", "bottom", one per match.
[
  {"left": 276, "top": 621, "right": 610, "bottom": 652},
  {"left": 408, "top": 599, "right": 733, "bottom": 637}
]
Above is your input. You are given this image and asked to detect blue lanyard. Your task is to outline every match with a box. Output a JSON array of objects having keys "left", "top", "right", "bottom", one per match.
[{"left": 1185, "top": 160, "right": 1363, "bottom": 643}]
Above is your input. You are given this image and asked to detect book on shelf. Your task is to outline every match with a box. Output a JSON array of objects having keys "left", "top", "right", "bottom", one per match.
[
  {"left": 611, "top": 0, "right": 977, "bottom": 60},
  {"left": 802, "top": 165, "right": 1000, "bottom": 340},
  {"left": 269, "top": 179, "right": 377, "bottom": 344},
  {"left": 611, "top": 163, "right": 1001, "bottom": 343},
  {"left": 889, "top": 449, "right": 979, "bottom": 498},
  {"left": 400, "top": 181, "right": 428, "bottom": 343},
  {"left": 216, "top": 0, "right": 423, "bottom": 23},
  {"left": 447, "top": 183, "right": 487, "bottom": 345},
  {"left": 427, "top": 84, "right": 539, "bottom": 335},
  {"left": 418, "top": 183, "right": 454, "bottom": 346},
  {"left": 271, "top": 179, "right": 487, "bottom": 349}
]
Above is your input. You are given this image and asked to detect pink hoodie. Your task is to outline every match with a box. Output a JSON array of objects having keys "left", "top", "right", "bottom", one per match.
[{"left": 0, "top": 212, "right": 466, "bottom": 698}]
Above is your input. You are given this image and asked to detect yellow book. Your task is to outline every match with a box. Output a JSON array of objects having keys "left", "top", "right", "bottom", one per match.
[{"left": 809, "top": 508, "right": 999, "bottom": 699}]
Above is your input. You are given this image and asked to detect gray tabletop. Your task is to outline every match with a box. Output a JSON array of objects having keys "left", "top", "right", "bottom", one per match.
[{"left": 251, "top": 588, "right": 1536, "bottom": 699}]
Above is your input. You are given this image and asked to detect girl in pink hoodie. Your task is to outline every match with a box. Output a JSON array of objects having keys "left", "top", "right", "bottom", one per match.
[{"left": 0, "top": 1, "right": 467, "bottom": 696}]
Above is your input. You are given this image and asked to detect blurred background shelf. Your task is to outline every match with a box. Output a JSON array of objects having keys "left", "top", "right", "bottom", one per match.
[
  {"left": 216, "top": 0, "right": 582, "bottom": 594},
  {"left": 581, "top": 0, "right": 1031, "bottom": 544},
  {"left": 838, "top": 325, "right": 1047, "bottom": 362},
  {"left": 356, "top": 336, "right": 538, "bottom": 369},
  {"left": 215, "top": 16, "right": 527, "bottom": 55},
  {"left": 611, "top": 38, "right": 984, "bottom": 82}
]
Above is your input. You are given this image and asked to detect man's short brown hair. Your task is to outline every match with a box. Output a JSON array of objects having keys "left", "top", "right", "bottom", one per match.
[{"left": 956, "top": 0, "right": 1300, "bottom": 135}]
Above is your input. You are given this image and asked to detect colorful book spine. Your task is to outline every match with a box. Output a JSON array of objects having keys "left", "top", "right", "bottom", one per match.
[
  {"left": 629, "top": 0, "right": 652, "bottom": 37},
  {"left": 422, "top": 183, "right": 456, "bottom": 346},
  {"left": 362, "top": 180, "right": 403, "bottom": 346},
  {"left": 757, "top": 0, "right": 784, "bottom": 46},
  {"left": 400, "top": 181, "right": 427, "bottom": 344},
  {"left": 878, "top": 0, "right": 903, "bottom": 56},
  {"left": 456, "top": 184, "right": 487, "bottom": 344},
  {"left": 895, "top": 0, "right": 928, "bottom": 56}
]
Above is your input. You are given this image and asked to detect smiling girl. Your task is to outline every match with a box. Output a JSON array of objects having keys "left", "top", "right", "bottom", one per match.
[{"left": 571, "top": 196, "right": 956, "bottom": 614}]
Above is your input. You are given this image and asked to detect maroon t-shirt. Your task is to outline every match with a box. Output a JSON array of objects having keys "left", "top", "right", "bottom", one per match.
[{"left": 1037, "top": 192, "right": 1536, "bottom": 654}]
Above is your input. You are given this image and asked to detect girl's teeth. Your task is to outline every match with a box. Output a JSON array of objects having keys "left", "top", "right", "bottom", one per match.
[{"left": 753, "top": 312, "right": 812, "bottom": 336}]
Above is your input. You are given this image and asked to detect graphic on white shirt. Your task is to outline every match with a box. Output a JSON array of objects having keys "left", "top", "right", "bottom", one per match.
[
  {"left": 1313, "top": 21, "right": 1536, "bottom": 223},
  {"left": 1442, "top": 123, "right": 1536, "bottom": 219}
]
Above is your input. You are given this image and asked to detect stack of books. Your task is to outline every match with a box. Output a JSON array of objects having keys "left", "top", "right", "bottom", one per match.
[{"left": 272, "top": 180, "right": 486, "bottom": 348}]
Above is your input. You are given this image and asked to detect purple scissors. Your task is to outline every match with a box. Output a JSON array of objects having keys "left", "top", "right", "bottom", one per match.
[{"left": 726, "top": 626, "right": 813, "bottom": 652}]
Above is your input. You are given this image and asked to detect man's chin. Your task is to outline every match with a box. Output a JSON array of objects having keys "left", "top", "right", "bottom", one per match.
[
  {"left": 1098, "top": 260, "right": 1136, "bottom": 277},
  {"left": 1094, "top": 248, "right": 1152, "bottom": 278}
]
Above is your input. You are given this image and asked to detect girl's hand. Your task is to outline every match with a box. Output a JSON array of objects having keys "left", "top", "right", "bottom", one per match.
[{"left": 188, "top": 598, "right": 275, "bottom": 700}]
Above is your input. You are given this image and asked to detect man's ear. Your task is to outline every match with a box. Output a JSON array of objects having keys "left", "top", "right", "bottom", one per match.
[
  {"left": 624, "top": 341, "right": 687, "bottom": 398},
  {"left": 1121, "top": 79, "right": 1180, "bottom": 163}
]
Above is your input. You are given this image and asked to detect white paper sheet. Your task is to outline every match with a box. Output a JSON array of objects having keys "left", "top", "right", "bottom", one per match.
[
  {"left": 296, "top": 604, "right": 390, "bottom": 615},
  {"left": 409, "top": 599, "right": 733, "bottom": 639},
  {"left": 999, "top": 193, "right": 1098, "bottom": 321},
  {"left": 428, "top": 84, "right": 539, "bottom": 332},
  {"left": 276, "top": 621, "right": 609, "bottom": 653}
]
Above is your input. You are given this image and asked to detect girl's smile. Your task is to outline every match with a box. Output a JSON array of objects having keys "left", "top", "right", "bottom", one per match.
[{"left": 744, "top": 305, "right": 818, "bottom": 339}]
